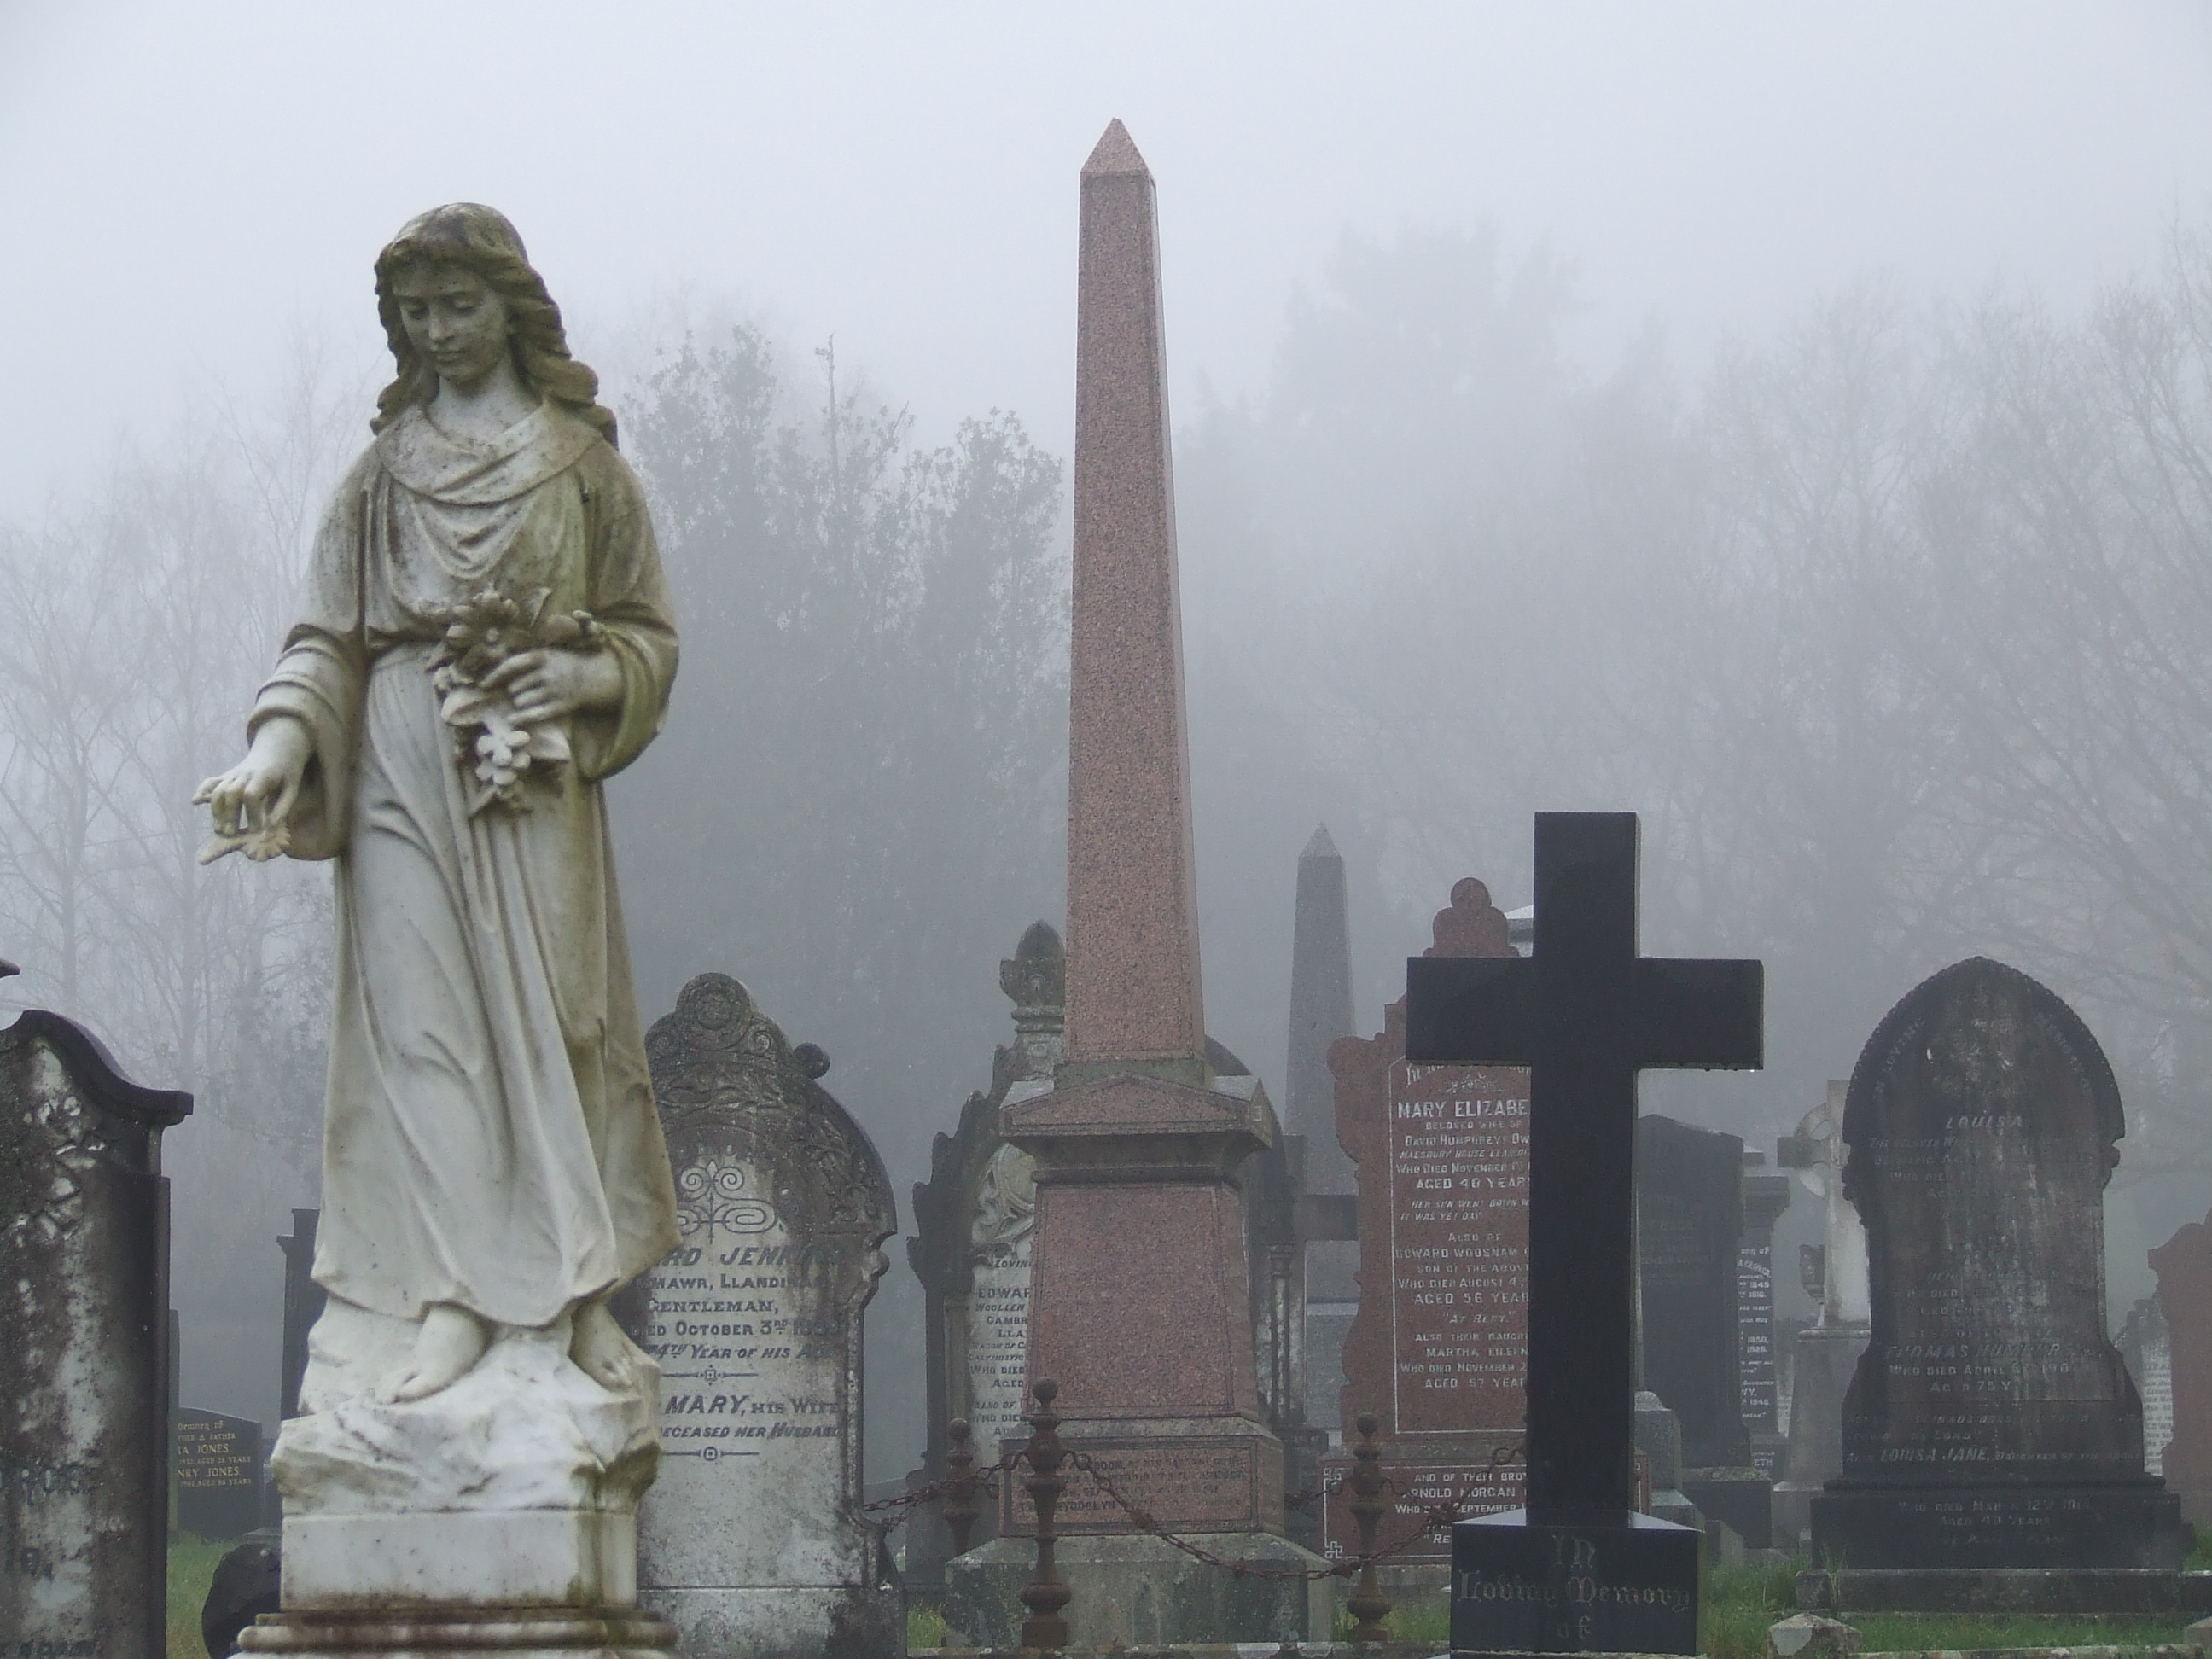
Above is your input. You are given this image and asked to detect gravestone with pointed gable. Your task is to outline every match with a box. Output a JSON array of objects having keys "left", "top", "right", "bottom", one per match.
[
  {"left": 901, "top": 921, "right": 1063, "bottom": 1598},
  {"left": 942, "top": 119, "right": 1330, "bottom": 1651},
  {"left": 1811, "top": 958, "right": 2183, "bottom": 1569},
  {"left": 1, "top": 999, "right": 191, "bottom": 1659},
  {"left": 620, "top": 974, "right": 899, "bottom": 1659},
  {"left": 1406, "top": 812, "right": 1761, "bottom": 1656},
  {"left": 1320, "top": 878, "right": 1530, "bottom": 1571}
]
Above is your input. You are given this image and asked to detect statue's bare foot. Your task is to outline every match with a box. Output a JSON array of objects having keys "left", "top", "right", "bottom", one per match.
[
  {"left": 385, "top": 1303, "right": 492, "bottom": 1402},
  {"left": 570, "top": 1299, "right": 637, "bottom": 1391}
]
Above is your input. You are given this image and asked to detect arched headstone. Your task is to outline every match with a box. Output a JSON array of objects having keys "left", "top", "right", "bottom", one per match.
[
  {"left": 0, "top": 1007, "right": 190, "bottom": 1659},
  {"left": 1812, "top": 958, "right": 2183, "bottom": 1568},
  {"left": 622, "top": 974, "right": 899, "bottom": 1659}
]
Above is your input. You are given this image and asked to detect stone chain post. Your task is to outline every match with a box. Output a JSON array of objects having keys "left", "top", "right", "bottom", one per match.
[
  {"left": 1346, "top": 1412, "right": 1393, "bottom": 1642},
  {"left": 944, "top": 1417, "right": 981, "bottom": 1557},
  {"left": 1018, "top": 1378, "right": 1073, "bottom": 1651}
]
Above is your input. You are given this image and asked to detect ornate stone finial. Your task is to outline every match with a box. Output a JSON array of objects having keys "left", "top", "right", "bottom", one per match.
[
  {"left": 1426, "top": 876, "right": 1512, "bottom": 959},
  {"left": 1018, "top": 1378, "right": 1072, "bottom": 1651},
  {"left": 1000, "top": 922, "right": 1067, "bottom": 1080},
  {"left": 1346, "top": 1412, "right": 1392, "bottom": 1642}
]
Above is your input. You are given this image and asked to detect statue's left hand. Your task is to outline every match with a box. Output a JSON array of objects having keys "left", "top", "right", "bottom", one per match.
[{"left": 480, "top": 647, "right": 625, "bottom": 725}]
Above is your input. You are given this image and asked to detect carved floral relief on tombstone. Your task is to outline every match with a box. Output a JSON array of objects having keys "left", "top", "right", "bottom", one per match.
[
  {"left": 623, "top": 973, "right": 899, "bottom": 1659},
  {"left": 1, "top": 1009, "right": 190, "bottom": 1659},
  {"left": 1322, "top": 879, "right": 1528, "bottom": 1562}
]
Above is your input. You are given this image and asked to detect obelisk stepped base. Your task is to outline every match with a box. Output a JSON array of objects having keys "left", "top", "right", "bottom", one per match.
[{"left": 945, "top": 1534, "right": 1331, "bottom": 1650}]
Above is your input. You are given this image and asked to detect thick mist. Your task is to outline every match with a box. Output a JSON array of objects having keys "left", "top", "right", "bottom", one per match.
[{"left": 8, "top": 3, "right": 2212, "bottom": 1487}]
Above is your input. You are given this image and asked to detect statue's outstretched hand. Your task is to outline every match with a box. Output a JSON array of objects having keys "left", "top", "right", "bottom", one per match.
[{"left": 194, "top": 714, "right": 312, "bottom": 863}]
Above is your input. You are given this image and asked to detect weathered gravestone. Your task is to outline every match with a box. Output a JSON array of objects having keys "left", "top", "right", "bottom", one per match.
[
  {"left": 1406, "top": 812, "right": 1762, "bottom": 1656},
  {"left": 1638, "top": 1114, "right": 1770, "bottom": 1546},
  {"left": 1739, "top": 1150, "right": 1794, "bottom": 1478},
  {"left": 276, "top": 1207, "right": 325, "bottom": 1425},
  {"left": 1322, "top": 878, "right": 1528, "bottom": 1571},
  {"left": 175, "top": 1408, "right": 265, "bottom": 1539},
  {"left": 2151, "top": 1216, "right": 2212, "bottom": 1519},
  {"left": 2116, "top": 1296, "right": 2173, "bottom": 1480},
  {"left": 0, "top": 1003, "right": 191, "bottom": 1659},
  {"left": 1812, "top": 958, "right": 2184, "bottom": 1569},
  {"left": 903, "top": 921, "right": 1062, "bottom": 1597},
  {"left": 619, "top": 974, "right": 900, "bottom": 1659}
]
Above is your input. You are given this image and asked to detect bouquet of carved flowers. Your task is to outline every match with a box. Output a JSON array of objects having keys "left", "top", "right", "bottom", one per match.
[{"left": 425, "top": 586, "right": 602, "bottom": 813}]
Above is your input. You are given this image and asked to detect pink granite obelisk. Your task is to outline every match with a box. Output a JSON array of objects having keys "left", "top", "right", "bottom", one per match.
[
  {"left": 1061, "top": 117, "right": 1207, "bottom": 1076},
  {"left": 974, "top": 125, "right": 1328, "bottom": 1645}
]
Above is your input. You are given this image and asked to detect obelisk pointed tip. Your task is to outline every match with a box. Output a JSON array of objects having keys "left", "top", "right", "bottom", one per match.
[
  {"left": 1301, "top": 824, "right": 1340, "bottom": 860},
  {"left": 1083, "top": 119, "right": 1150, "bottom": 179}
]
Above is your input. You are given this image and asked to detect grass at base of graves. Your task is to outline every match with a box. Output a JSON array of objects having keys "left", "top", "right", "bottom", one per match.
[
  {"left": 1703, "top": 1556, "right": 2198, "bottom": 1659},
  {"left": 168, "top": 1533, "right": 228, "bottom": 1659},
  {"left": 907, "top": 1600, "right": 950, "bottom": 1650}
]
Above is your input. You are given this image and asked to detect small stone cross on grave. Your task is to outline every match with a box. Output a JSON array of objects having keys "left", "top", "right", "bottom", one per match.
[{"left": 1405, "top": 812, "right": 1761, "bottom": 1654}]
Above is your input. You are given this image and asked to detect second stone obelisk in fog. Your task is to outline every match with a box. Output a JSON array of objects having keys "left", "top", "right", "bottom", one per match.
[{"left": 943, "top": 122, "right": 1332, "bottom": 1646}]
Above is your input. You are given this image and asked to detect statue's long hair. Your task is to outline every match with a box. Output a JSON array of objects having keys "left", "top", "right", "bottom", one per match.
[{"left": 370, "top": 203, "right": 617, "bottom": 445}]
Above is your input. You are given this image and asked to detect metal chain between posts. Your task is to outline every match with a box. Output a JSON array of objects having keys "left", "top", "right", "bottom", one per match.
[{"left": 861, "top": 1390, "right": 1526, "bottom": 1598}]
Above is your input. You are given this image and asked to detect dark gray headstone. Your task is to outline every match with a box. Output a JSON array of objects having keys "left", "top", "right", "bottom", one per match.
[
  {"left": 276, "top": 1208, "right": 323, "bottom": 1423},
  {"left": 1637, "top": 1113, "right": 1751, "bottom": 1471},
  {"left": 621, "top": 974, "right": 900, "bottom": 1659},
  {"left": 0, "top": 1008, "right": 190, "bottom": 1659},
  {"left": 201, "top": 1538, "right": 281, "bottom": 1657},
  {"left": 175, "top": 1407, "right": 264, "bottom": 1539},
  {"left": 1812, "top": 957, "right": 2184, "bottom": 1569}
]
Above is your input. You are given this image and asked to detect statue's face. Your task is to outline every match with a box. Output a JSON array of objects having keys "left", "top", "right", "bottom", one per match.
[{"left": 392, "top": 262, "right": 512, "bottom": 394}]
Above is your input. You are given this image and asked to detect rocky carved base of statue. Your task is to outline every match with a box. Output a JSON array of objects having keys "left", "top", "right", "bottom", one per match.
[{"left": 239, "top": 1302, "right": 682, "bottom": 1659}]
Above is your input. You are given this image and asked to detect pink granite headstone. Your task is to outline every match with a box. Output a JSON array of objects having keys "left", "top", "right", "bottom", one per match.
[{"left": 1318, "top": 880, "right": 1528, "bottom": 1563}]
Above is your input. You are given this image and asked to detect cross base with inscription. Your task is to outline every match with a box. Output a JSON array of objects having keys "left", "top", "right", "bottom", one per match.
[{"left": 1450, "top": 1511, "right": 1700, "bottom": 1656}]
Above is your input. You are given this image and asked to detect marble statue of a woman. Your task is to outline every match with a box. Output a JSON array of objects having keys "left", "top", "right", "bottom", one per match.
[{"left": 198, "top": 204, "right": 680, "bottom": 1428}]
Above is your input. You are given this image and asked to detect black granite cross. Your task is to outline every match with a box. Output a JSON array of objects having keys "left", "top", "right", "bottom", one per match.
[{"left": 1406, "top": 812, "right": 1761, "bottom": 1516}]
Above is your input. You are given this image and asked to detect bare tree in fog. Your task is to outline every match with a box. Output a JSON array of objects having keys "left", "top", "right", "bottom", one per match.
[
  {"left": 0, "top": 359, "right": 357, "bottom": 1417},
  {"left": 618, "top": 328, "right": 1068, "bottom": 1161}
]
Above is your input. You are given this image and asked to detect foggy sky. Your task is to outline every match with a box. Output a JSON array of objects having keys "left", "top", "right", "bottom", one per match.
[{"left": 5, "top": 3, "right": 2211, "bottom": 505}]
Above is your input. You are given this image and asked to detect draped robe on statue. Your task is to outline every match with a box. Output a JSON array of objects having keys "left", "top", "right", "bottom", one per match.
[{"left": 254, "top": 402, "right": 680, "bottom": 1336}]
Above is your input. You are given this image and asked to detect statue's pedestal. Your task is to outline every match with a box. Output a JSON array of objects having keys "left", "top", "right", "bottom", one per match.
[
  {"left": 239, "top": 1605, "right": 678, "bottom": 1659},
  {"left": 246, "top": 1305, "right": 678, "bottom": 1659},
  {"left": 276, "top": 1511, "right": 638, "bottom": 1607}
]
